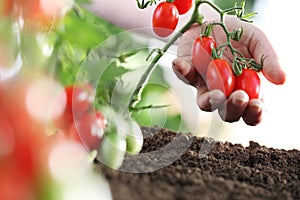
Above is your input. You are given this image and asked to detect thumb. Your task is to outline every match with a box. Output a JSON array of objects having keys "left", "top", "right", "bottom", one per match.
[
  {"left": 261, "top": 55, "right": 286, "bottom": 85},
  {"left": 250, "top": 30, "right": 286, "bottom": 85}
]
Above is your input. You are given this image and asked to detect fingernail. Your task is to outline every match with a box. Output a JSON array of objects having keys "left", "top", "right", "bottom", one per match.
[
  {"left": 249, "top": 101, "right": 263, "bottom": 114},
  {"left": 233, "top": 96, "right": 248, "bottom": 107},
  {"left": 211, "top": 90, "right": 225, "bottom": 101},
  {"left": 209, "top": 90, "right": 225, "bottom": 107}
]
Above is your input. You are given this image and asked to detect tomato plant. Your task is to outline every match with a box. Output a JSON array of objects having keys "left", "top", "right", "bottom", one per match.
[
  {"left": 191, "top": 36, "right": 216, "bottom": 76},
  {"left": 235, "top": 68, "right": 261, "bottom": 99},
  {"left": 173, "top": 0, "right": 193, "bottom": 15},
  {"left": 152, "top": 2, "right": 179, "bottom": 37},
  {"left": 206, "top": 59, "right": 236, "bottom": 97}
]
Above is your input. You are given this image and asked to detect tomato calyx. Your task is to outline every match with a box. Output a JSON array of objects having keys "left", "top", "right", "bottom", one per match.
[{"left": 232, "top": 56, "right": 264, "bottom": 76}]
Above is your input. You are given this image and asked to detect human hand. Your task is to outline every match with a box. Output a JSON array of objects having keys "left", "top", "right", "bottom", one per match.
[{"left": 172, "top": 16, "right": 286, "bottom": 126}]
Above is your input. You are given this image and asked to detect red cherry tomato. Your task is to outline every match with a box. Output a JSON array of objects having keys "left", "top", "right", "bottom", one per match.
[
  {"left": 0, "top": 0, "right": 14, "bottom": 16},
  {"left": 152, "top": 2, "right": 179, "bottom": 37},
  {"left": 65, "top": 85, "right": 94, "bottom": 114},
  {"left": 191, "top": 36, "right": 216, "bottom": 76},
  {"left": 173, "top": 0, "right": 193, "bottom": 15},
  {"left": 69, "top": 111, "right": 107, "bottom": 151},
  {"left": 235, "top": 68, "right": 261, "bottom": 99},
  {"left": 14, "top": 0, "right": 50, "bottom": 25},
  {"left": 206, "top": 59, "right": 235, "bottom": 97}
]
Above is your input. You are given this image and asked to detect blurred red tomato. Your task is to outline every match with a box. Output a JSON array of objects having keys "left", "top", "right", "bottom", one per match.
[
  {"left": 0, "top": 165, "right": 35, "bottom": 200},
  {"left": 0, "top": 74, "right": 57, "bottom": 200},
  {"left": 0, "top": 0, "right": 14, "bottom": 17},
  {"left": 65, "top": 85, "right": 94, "bottom": 115},
  {"left": 69, "top": 111, "right": 107, "bottom": 151},
  {"left": 2, "top": 0, "right": 73, "bottom": 29}
]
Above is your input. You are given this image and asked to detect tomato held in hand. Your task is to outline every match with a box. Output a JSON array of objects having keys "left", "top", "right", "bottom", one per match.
[
  {"left": 206, "top": 59, "right": 235, "bottom": 97},
  {"left": 173, "top": 0, "right": 193, "bottom": 15},
  {"left": 152, "top": 2, "right": 179, "bottom": 37},
  {"left": 191, "top": 36, "right": 216, "bottom": 76},
  {"left": 235, "top": 68, "right": 261, "bottom": 99}
]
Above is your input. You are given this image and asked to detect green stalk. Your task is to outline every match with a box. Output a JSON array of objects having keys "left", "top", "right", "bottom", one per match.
[{"left": 128, "top": 0, "right": 202, "bottom": 112}]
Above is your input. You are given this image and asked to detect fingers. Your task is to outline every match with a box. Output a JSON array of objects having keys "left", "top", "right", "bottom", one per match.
[
  {"left": 197, "top": 89, "right": 264, "bottom": 126},
  {"left": 197, "top": 90, "right": 225, "bottom": 112},
  {"left": 172, "top": 57, "right": 198, "bottom": 87},
  {"left": 218, "top": 91, "right": 264, "bottom": 125},
  {"left": 249, "top": 29, "right": 286, "bottom": 85},
  {"left": 218, "top": 90, "right": 249, "bottom": 122},
  {"left": 242, "top": 99, "right": 264, "bottom": 126},
  {"left": 262, "top": 55, "right": 286, "bottom": 85}
]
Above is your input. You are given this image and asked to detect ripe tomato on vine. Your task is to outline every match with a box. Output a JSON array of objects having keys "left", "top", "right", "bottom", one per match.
[
  {"left": 152, "top": 2, "right": 179, "bottom": 37},
  {"left": 206, "top": 59, "right": 236, "bottom": 98},
  {"left": 191, "top": 36, "right": 216, "bottom": 76},
  {"left": 235, "top": 68, "right": 261, "bottom": 99},
  {"left": 173, "top": 0, "right": 193, "bottom": 15}
]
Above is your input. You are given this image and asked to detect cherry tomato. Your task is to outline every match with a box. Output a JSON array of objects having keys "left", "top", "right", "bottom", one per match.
[
  {"left": 65, "top": 85, "right": 94, "bottom": 114},
  {"left": 0, "top": 0, "right": 14, "bottom": 16},
  {"left": 235, "top": 68, "right": 261, "bottom": 99},
  {"left": 69, "top": 111, "right": 107, "bottom": 151},
  {"left": 152, "top": 2, "right": 179, "bottom": 37},
  {"left": 14, "top": 0, "right": 50, "bottom": 26},
  {"left": 173, "top": 0, "right": 193, "bottom": 15},
  {"left": 191, "top": 36, "right": 216, "bottom": 76},
  {"left": 206, "top": 59, "right": 235, "bottom": 97},
  {"left": 6, "top": 0, "right": 73, "bottom": 29}
]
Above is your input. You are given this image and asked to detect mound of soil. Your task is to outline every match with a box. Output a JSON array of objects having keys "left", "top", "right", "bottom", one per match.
[{"left": 96, "top": 126, "right": 300, "bottom": 200}]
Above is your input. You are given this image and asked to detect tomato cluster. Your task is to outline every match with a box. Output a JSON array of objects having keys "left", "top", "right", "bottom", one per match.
[
  {"left": 191, "top": 36, "right": 261, "bottom": 99},
  {"left": 152, "top": 0, "right": 193, "bottom": 37},
  {"left": 55, "top": 84, "right": 107, "bottom": 152}
]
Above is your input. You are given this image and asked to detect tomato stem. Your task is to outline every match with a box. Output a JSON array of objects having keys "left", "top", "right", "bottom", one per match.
[
  {"left": 199, "top": 2, "right": 262, "bottom": 75},
  {"left": 129, "top": 0, "right": 202, "bottom": 112}
]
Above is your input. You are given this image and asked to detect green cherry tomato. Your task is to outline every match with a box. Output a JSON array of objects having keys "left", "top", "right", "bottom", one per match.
[
  {"left": 97, "top": 129, "right": 127, "bottom": 169},
  {"left": 173, "top": 0, "right": 193, "bottom": 15},
  {"left": 235, "top": 68, "right": 261, "bottom": 99},
  {"left": 152, "top": 2, "right": 179, "bottom": 37},
  {"left": 191, "top": 36, "right": 217, "bottom": 76},
  {"left": 206, "top": 59, "right": 236, "bottom": 97},
  {"left": 125, "top": 120, "right": 143, "bottom": 155}
]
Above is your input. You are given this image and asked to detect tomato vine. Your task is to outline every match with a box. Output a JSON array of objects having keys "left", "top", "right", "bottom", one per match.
[
  {"left": 136, "top": 0, "right": 162, "bottom": 9},
  {"left": 130, "top": 0, "right": 263, "bottom": 111}
]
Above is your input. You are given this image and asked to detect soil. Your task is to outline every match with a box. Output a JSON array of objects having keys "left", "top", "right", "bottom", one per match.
[{"left": 95, "top": 126, "right": 300, "bottom": 200}]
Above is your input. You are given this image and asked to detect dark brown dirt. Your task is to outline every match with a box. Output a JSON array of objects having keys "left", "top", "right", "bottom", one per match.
[{"left": 96, "top": 126, "right": 300, "bottom": 200}]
